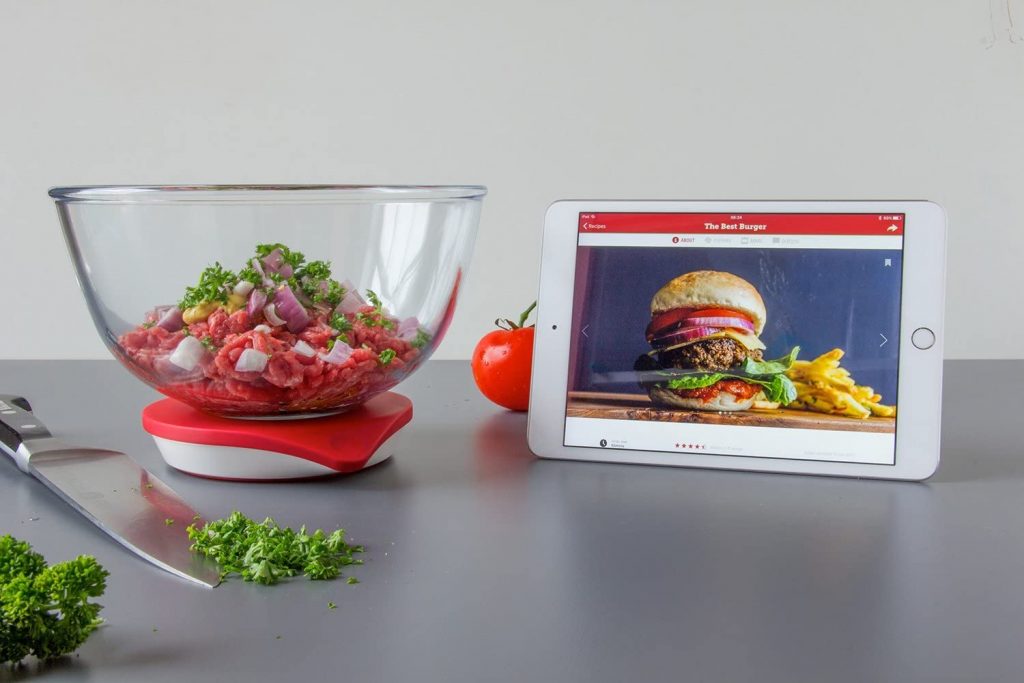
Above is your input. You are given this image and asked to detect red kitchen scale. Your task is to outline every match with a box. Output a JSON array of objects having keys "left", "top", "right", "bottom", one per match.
[{"left": 141, "top": 393, "right": 412, "bottom": 481}]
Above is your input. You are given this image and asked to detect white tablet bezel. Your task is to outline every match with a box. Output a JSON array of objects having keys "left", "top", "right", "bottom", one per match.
[{"left": 527, "top": 200, "right": 946, "bottom": 480}]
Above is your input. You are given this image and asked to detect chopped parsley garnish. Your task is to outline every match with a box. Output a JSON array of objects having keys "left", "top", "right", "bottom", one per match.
[
  {"left": 378, "top": 348, "right": 396, "bottom": 366},
  {"left": 142, "top": 321, "right": 155, "bottom": 329},
  {"left": 256, "top": 243, "right": 305, "bottom": 269},
  {"left": 314, "top": 280, "right": 344, "bottom": 307},
  {"left": 327, "top": 601, "right": 337, "bottom": 610},
  {"left": 299, "top": 260, "right": 332, "bottom": 281},
  {"left": 238, "top": 264, "right": 263, "bottom": 285},
  {"left": 411, "top": 329, "right": 431, "bottom": 349},
  {"left": 330, "top": 313, "right": 352, "bottom": 333},
  {"left": 296, "top": 259, "right": 344, "bottom": 306},
  {"left": 180, "top": 262, "right": 236, "bottom": 309},
  {"left": 186, "top": 511, "right": 364, "bottom": 586},
  {"left": 346, "top": 577, "right": 359, "bottom": 585},
  {"left": 164, "top": 519, "right": 174, "bottom": 526},
  {"left": 200, "top": 336, "right": 216, "bottom": 351},
  {"left": 355, "top": 290, "right": 396, "bottom": 330}
]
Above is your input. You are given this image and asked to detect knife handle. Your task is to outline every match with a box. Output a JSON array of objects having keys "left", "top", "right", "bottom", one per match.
[{"left": 0, "top": 395, "right": 52, "bottom": 472}]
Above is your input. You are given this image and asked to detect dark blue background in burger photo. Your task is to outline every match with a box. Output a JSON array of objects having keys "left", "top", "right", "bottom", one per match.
[{"left": 568, "top": 246, "right": 903, "bottom": 403}]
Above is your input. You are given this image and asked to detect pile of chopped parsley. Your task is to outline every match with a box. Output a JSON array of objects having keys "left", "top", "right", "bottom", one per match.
[{"left": 186, "top": 511, "right": 364, "bottom": 586}]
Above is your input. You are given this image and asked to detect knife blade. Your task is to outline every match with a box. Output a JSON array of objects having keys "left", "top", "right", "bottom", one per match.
[{"left": 0, "top": 394, "right": 220, "bottom": 588}]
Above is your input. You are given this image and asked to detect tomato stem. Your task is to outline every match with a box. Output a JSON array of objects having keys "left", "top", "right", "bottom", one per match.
[
  {"left": 516, "top": 301, "right": 537, "bottom": 328},
  {"left": 494, "top": 301, "right": 537, "bottom": 330}
]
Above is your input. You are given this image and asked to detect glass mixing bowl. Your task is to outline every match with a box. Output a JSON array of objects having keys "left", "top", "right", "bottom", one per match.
[{"left": 50, "top": 185, "right": 485, "bottom": 417}]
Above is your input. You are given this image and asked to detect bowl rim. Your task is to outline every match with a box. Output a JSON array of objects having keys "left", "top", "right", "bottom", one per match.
[{"left": 48, "top": 184, "right": 488, "bottom": 203}]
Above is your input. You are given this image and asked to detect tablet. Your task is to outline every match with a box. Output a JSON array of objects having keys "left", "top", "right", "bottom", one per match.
[{"left": 528, "top": 201, "right": 946, "bottom": 480}]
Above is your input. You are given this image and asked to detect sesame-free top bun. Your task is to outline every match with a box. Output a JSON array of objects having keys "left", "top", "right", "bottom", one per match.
[{"left": 650, "top": 270, "right": 766, "bottom": 335}]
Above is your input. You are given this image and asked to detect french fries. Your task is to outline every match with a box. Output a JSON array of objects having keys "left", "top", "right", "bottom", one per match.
[{"left": 785, "top": 348, "right": 896, "bottom": 419}]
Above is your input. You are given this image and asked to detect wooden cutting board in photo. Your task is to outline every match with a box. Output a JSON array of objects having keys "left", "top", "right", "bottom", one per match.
[{"left": 566, "top": 392, "right": 896, "bottom": 434}]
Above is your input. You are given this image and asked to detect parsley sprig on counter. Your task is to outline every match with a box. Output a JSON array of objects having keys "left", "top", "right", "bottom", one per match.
[
  {"left": 0, "top": 535, "right": 108, "bottom": 665},
  {"left": 186, "top": 512, "right": 363, "bottom": 585}
]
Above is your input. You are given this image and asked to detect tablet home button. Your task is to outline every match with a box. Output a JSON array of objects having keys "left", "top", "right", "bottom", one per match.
[{"left": 911, "top": 327, "right": 935, "bottom": 350}]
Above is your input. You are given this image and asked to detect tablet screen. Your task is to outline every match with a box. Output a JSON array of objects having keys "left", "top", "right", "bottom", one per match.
[{"left": 565, "top": 212, "right": 903, "bottom": 465}]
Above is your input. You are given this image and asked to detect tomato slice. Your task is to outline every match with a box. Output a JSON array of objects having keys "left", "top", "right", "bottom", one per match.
[
  {"left": 645, "top": 308, "right": 694, "bottom": 341},
  {"left": 687, "top": 308, "right": 752, "bottom": 321}
]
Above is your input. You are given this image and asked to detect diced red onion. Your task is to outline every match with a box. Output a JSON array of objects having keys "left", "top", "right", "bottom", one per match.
[
  {"left": 273, "top": 284, "right": 309, "bottom": 333},
  {"left": 168, "top": 336, "right": 205, "bottom": 371},
  {"left": 150, "top": 304, "right": 174, "bottom": 319},
  {"left": 318, "top": 340, "right": 353, "bottom": 365},
  {"left": 263, "top": 303, "right": 287, "bottom": 327},
  {"left": 261, "top": 248, "right": 284, "bottom": 273},
  {"left": 253, "top": 324, "right": 272, "bottom": 334},
  {"left": 233, "top": 280, "right": 255, "bottom": 297},
  {"left": 247, "top": 289, "right": 268, "bottom": 318},
  {"left": 292, "top": 340, "right": 316, "bottom": 358},
  {"left": 279, "top": 264, "right": 294, "bottom": 279},
  {"left": 250, "top": 258, "right": 273, "bottom": 287},
  {"left": 681, "top": 316, "right": 755, "bottom": 333},
  {"left": 234, "top": 348, "right": 268, "bottom": 373},
  {"left": 156, "top": 306, "right": 184, "bottom": 332},
  {"left": 397, "top": 317, "right": 420, "bottom": 340},
  {"left": 342, "top": 280, "right": 365, "bottom": 303},
  {"left": 650, "top": 326, "right": 722, "bottom": 348},
  {"left": 335, "top": 287, "right": 364, "bottom": 315}
]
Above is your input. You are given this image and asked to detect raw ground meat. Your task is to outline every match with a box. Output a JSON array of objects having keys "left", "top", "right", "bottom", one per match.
[{"left": 119, "top": 305, "right": 422, "bottom": 416}]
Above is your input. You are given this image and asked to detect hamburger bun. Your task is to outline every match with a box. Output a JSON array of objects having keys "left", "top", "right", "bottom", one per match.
[
  {"left": 647, "top": 386, "right": 762, "bottom": 412},
  {"left": 650, "top": 270, "right": 766, "bottom": 335}
]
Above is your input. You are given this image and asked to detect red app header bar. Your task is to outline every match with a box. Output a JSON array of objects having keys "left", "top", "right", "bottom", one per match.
[{"left": 578, "top": 212, "right": 905, "bottom": 236}]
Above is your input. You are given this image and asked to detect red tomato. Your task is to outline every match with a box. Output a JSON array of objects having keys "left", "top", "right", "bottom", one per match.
[{"left": 472, "top": 304, "right": 536, "bottom": 411}]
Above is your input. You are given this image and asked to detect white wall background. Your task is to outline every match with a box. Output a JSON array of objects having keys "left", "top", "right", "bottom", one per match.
[{"left": 1, "top": 0, "right": 1022, "bottom": 360}]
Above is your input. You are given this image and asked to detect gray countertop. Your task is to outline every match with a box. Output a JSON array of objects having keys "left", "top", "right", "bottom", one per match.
[{"left": 1, "top": 359, "right": 1022, "bottom": 682}]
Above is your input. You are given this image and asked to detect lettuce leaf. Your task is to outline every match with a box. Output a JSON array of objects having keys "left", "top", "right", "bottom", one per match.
[
  {"left": 759, "top": 373, "right": 797, "bottom": 404},
  {"left": 665, "top": 370, "right": 797, "bottom": 405},
  {"left": 666, "top": 373, "right": 726, "bottom": 390},
  {"left": 740, "top": 346, "right": 800, "bottom": 376}
]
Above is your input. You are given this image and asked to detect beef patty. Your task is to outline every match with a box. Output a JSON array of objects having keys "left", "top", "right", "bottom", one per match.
[{"left": 658, "top": 338, "right": 763, "bottom": 372}]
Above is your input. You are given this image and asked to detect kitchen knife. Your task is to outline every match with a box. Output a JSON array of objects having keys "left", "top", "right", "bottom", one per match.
[{"left": 0, "top": 394, "right": 220, "bottom": 588}]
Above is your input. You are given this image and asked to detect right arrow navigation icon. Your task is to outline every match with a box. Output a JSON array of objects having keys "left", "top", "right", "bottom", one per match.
[{"left": 879, "top": 333, "right": 888, "bottom": 347}]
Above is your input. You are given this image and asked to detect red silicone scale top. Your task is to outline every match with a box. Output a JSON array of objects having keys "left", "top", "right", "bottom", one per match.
[{"left": 142, "top": 393, "right": 413, "bottom": 473}]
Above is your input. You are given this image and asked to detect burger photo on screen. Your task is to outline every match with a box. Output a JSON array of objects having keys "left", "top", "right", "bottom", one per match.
[{"left": 634, "top": 270, "right": 799, "bottom": 412}]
